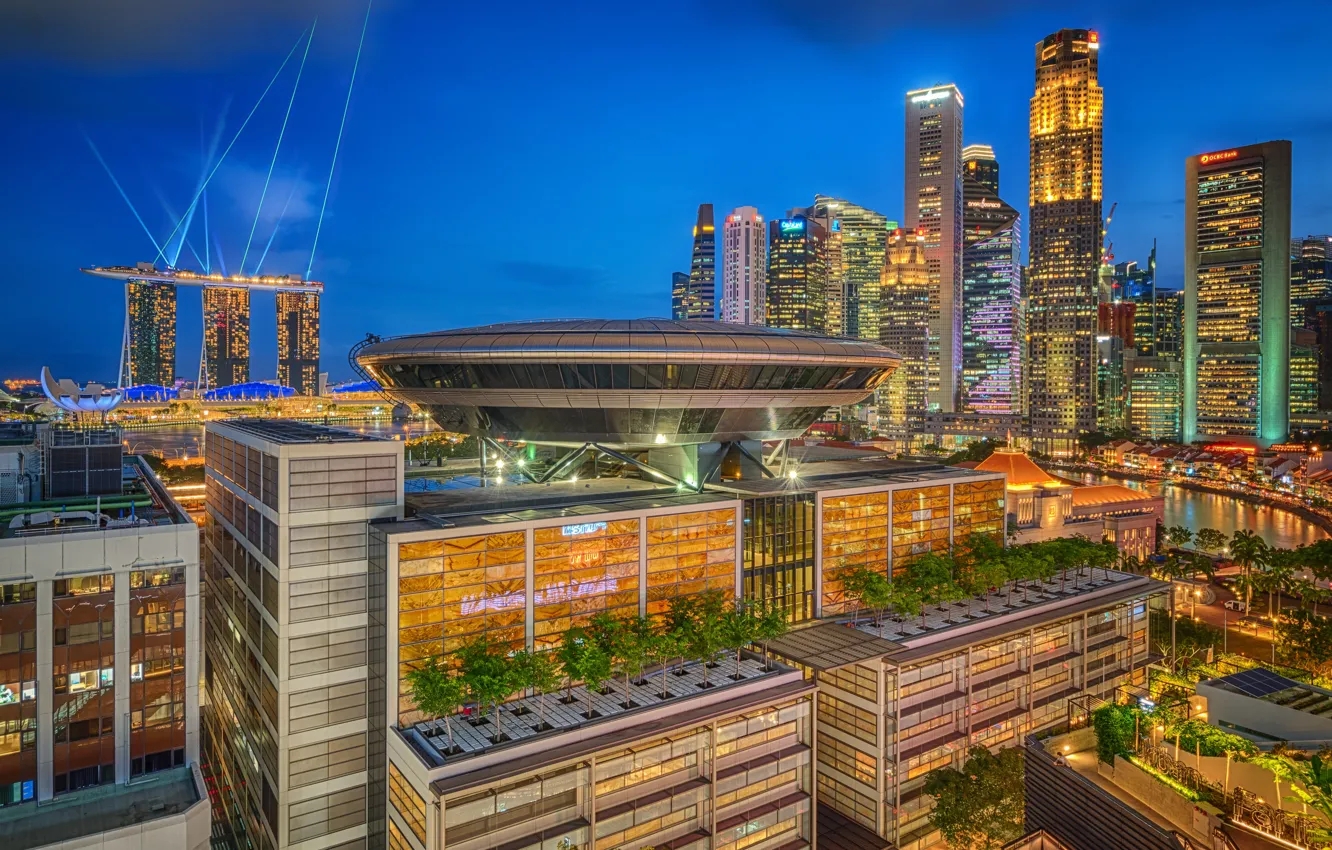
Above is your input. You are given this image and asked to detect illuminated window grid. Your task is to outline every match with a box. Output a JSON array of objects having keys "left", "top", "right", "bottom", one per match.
[
  {"left": 818, "top": 694, "right": 877, "bottom": 746},
  {"left": 718, "top": 767, "right": 800, "bottom": 809},
  {"left": 598, "top": 804, "right": 699, "bottom": 850},
  {"left": 388, "top": 819, "right": 412, "bottom": 850},
  {"left": 0, "top": 583, "right": 36, "bottom": 807},
  {"left": 717, "top": 699, "right": 807, "bottom": 758},
  {"left": 817, "top": 773, "right": 876, "bottom": 831},
  {"left": 128, "top": 570, "right": 187, "bottom": 776},
  {"left": 1197, "top": 356, "right": 1260, "bottom": 432},
  {"left": 951, "top": 479, "right": 1005, "bottom": 543},
  {"left": 818, "top": 663, "right": 878, "bottom": 703},
  {"left": 1196, "top": 263, "right": 1261, "bottom": 343},
  {"left": 388, "top": 761, "right": 427, "bottom": 845},
  {"left": 645, "top": 509, "right": 736, "bottom": 618},
  {"left": 891, "top": 486, "right": 951, "bottom": 570},
  {"left": 396, "top": 534, "right": 526, "bottom": 722},
  {"left": 820, "top": 493, "right": 888, "bottom": 614},
  {"left": 594, "top": 729, "right": 704, "bottom": 796},
  {"left": 533, "top": 520, "right": 639, "bottom": 649}
]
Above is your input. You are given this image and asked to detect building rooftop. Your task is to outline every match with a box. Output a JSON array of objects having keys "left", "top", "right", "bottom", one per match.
[
  {"left": 712, "top": 459, "right": 993, "bottom": 497},
  {"left": 0, "top": 765, "right": 200, "bottom": 847},
  {"left": 973, "top": 447, "right": 1063, "bottom": 489},
  {"left": 210, "top": 417, "right": 386, "bottom": 444},
  {"left": 1, "top": 455, "right": 190, "bottom": 539},
  {"left": 1205, "top": 668, "right": 1332, "bottom": 720},
  {"left": 767, "top": 570, "right": 1167, "bottom": 670},
  {"left": 1070, "top": 484, "right": 1155, "bottom": 508}
]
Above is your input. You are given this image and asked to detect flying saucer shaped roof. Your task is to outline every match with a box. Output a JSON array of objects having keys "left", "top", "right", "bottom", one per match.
[
  {"left": 40, "top": 367, "right": 122, "bottom": 414},
  {"left": 356, "top": 319, "right": 901, "bottom": 447}
]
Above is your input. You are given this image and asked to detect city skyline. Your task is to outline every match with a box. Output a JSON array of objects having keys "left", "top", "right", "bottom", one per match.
[{"left": 4, "top": 2, "right": 1331, "bottom": 381}]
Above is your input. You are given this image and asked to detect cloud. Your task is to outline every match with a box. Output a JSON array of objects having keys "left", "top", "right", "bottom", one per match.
[
  {"left": 217, "top": 161, "right": 321, "bottom": 229},
  {"left": 494, "top": 261, "right": 614, "bottom": 293},
  {"left": 720, "top": 0, "right": 1056, "bottom": 46},
  {"left": 0, "top": 0, "right": 374, "bottom": 70}
]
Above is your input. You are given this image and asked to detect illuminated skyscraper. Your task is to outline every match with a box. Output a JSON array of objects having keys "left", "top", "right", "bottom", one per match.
[
  {"left": 1028, "top": 29, "right": 1103, "bottom": 456},
  {"left": 812, "top": 196, "right": 890, "bottom": 340},
  {"left": 277, "top": 291, "right": 321, "bottom": 395},
  {"left": 1291, "top": 235, "right": 1332, "bottom": 322},
  {"left": 905, "top": 84, "right": 965, "bottom": 411},
  {"left": 879, "top": 229, "right": 931, "bottom": 440},
  {"left": 961, "top": 174, "right": 1022, "bottom": 414},
  {"left": 962, "top": 143, "right": 999, "bottom": 195},
  {"left": 680, "top": 204, "right": 716, "bottom": 319},
  {"left": 202, "top": 286, "right": 250, "bottom": 389},
  {"left": 1291, "top": 326, "right": 1320, "bottom": 426},
  {"left": 766, "top": 216, "right": 827, "bottom": 332},
  {"left": 1124, "top": 353, "right": 1182, "bottom": 441},
  {"left": 720, "top": 207, "right": 767, "bottom": 325},
  {"left": 125, "top": 281, "right": 176, "bottom": 387},
  {"left": 670, "top": 271, "right": 689, "bottom": 320},
  {"left": 1183, "top": 141, "right": 1292, "bottom": 446}
]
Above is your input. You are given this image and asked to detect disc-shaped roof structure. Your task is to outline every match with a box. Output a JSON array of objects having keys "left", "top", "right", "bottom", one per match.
[{"left": 356, "top": 319, "right": 901, "bottom": 447}]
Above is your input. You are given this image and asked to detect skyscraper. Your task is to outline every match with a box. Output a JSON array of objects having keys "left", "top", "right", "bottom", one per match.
[
  {"left": 1124, "top": 353, "right": 1182, "bottom": 441},
  {"left": 879, "top": 228, "right": 931, "bottom": 441},
  {"left": 126, "top": 281, "right": 176, "bottom": 387},
  {"left": 1116, "top": 248, "right": 1159, "bottom": 355},
  {"left": 1183, "top": 141, "right": 1292, "bottom": 446},
  {"left": 679, "top": 204, "right": 716, "bottom": 319},
  {"left": 811, "top": 196, "right": 890, "bottom": 340},
  {"left": 670, "top": 271, "right": 689, "bottom": 320},
  {"left": 277, "top": 291, "right": 321, "bottom": 394},
  {"left": 202, "top": 286, "right": 251, "bottom": 389},
  {"left": 961, "top": 174, "right": 1022, "bottom": 414},
  {"left": 962, "top": 143, "right": 999, "bottom": 195},
  {"left": 720, "top": 207, "right": 767, "bottom": 325},
  {"left": 1291, "top": 235, "right": 1332, "bottom": 323},
  {"left": 905, "top": 84, "right": 965, "bottom": 411},
  {"left": 766, "top": 216, "right": 828, "bottom": 332},
  {"left": 1028, "top": 29, "right": 1103, "bottom": 456}
]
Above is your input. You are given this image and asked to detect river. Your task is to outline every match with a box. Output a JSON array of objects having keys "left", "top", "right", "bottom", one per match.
[{"left": 1069, "top": 472, "right": 1327, "bottom": 550}]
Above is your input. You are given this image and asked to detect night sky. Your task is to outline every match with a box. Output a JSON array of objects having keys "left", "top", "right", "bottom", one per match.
[{"left": 2, "top": 0, "right": 1329, "bottom": 383}]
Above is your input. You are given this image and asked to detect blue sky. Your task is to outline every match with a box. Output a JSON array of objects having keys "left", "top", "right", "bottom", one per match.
[{"left": 1, "top": 0, "right": 1329, "bottom": 382}]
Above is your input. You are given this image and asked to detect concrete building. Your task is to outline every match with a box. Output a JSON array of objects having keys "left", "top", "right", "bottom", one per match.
[
  {"left": 0, "top": 425, "right": 208, "bottom": 848},
  {"left": 905, "top": 85, "right": 965, "bottom": 412},
  {"left": 202, "top": 419, "right": 405, "bottom": 850},
  {"left": 1027, "top": 30, "right": 1103, "bottom": 457},
  {"left": 278, "top": 291, "right": 321, "bottom": 396},
  {"left": 1183, "top": 141, "right": 1292, "bottom": 447},
  {"left": 720, "top": 206, "right": 767, "bottom": 326}
]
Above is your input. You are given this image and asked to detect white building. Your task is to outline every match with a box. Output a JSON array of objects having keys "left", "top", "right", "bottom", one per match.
[
  {"left": 905, "top": 84, "right": 965, "bottom": 413},
  {"left": 720, "top": 206, "right": 767, "bottom": 325}
]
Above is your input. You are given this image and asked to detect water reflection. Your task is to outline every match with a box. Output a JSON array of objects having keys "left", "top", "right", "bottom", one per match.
[{"left": 1073, "top": 472, "right": 1327, "bottom": 550}]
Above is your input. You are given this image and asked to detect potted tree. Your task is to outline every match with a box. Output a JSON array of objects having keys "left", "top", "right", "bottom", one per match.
[
  {"left": 645, "top": 619, "right": 682, "bottom": 699},
  {"left": 666, "top": 597, "right": 698, "bottom": 678},
  {"left": 559, "top": 629, "right": 612, "bottom": 720},
  {"left": 557, "top": 626, "right": 591, "bottom": 704},
  {"left": 513, "top": 648, "right": 561, "bottom": 732},
  {"left": 690, "top": 591, "right": 727, "bottom": 689},
  {"left": 753, "top": 604, "right": 788, "bottom": 671},
  {"left": 405, "top": 656, "right": 465, "bottom": 755},
  {"left": 720, "top": 602, "right": 760, "bottom": 681},
  {"left": 457, "top": 639, "right": 517, "bottom": 745}
]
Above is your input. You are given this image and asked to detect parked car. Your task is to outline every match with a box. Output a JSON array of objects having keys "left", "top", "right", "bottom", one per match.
[{"left": 1224, "top": 599, "right": 1247, "bottom": 612}]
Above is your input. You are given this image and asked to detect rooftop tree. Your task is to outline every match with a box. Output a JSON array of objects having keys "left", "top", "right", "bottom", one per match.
[
  {"left": 512, "top": 648, "right": 561, "bottom": 732},
  {"left": 558, "top": 628, "right": 613, "bottom": 720},
  {"left": 720, "top": 602, "right": 760, "bottom": 680},
  {"left": 405, "top": 656, "right": 466, "bottom": 753},
  {"left": 457, "top": 638, "right": 518, "bottom": 744},
  {"left": 689, "top": 591, "right": 728, "bottom": 688},
  {"left": 753, "top": 603, "right": 789, "bottom": 670}
]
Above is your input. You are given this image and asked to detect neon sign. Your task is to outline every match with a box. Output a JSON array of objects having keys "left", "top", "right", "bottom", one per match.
[
  {"left": 780, "top": 220, "right": 805, "bottom": 233},
  {"left": 1199, "top": 150, "right": 1239, "bottom": 165},
  {"left": 562, "top": 521, "right": 607, "bottom": 537}
]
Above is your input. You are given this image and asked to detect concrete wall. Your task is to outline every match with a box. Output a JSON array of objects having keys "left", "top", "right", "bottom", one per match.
[{"left": 1108, "top": 755, "right": 1218, "bottom": 843}]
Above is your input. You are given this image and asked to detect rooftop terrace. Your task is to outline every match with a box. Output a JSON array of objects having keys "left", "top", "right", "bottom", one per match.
[
  {"left": 210, "top": 417, "right": 386, "bottom": 444},
  {"left": 0, "top": 455, "right": 190, "bottom": 538}
]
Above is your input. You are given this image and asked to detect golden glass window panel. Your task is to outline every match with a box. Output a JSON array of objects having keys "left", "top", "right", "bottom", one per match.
[
  {"left": 951, "top": 479, "right": 1005, "bottom": 544},
  {"left": 643, "top": 509, "right": 736, "bottom": 616},
  {"left": 820, "top": 492, "right": 888, "bottom": 614},
  {"left": 533, "top": 520, "right": 640, "bottom": 649},
  {"left": 891, "top": 485, "right": 951, "bottom": 569}
]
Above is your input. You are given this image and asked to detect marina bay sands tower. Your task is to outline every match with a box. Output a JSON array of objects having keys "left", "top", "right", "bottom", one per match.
[{"left": 88, "top": 263, "right": 323, "bottom": 395}]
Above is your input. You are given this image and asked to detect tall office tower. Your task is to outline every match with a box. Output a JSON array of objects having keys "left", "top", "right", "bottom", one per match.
[
  {"left": 202, "top": 420, "right": 404, "bottom": 850},
  {"left": 1116, "top": 246, "right": 1159, "bottom": 355},
  {"left": 766, "top": 216, "right": 828, "bottom": 332},
  {"left": 0, "top": 426, "right": 208, "bottom": 844},
  {"left": 1124, "top": 353, "right": 1182, "bottom": 441},
  {"left": 720, "top": 207, "right": 767, "bottom": 325},
  {"left": 960, "top": 175, "right": 1022, "bottom": 414},
  {"left": 1096, "top": 335, "right": 1126, "bottom": 431},
  {"left": 277, "top": 292, "right": 321, "bottom": 395},
  {"left": 962, "top": 143, "right": 999, "bottom": 195},
  {"left": 202, "top": 287, "right": 251, "bottom": 389},
  {"left": 905, "top": 84, "right": 965, "bottom": 411},
  {"left": 679, "top": 204, "right": 716, "bottom": 319},
  {"left": 1291, "top": 326, "right": 1320, "bottom": 425},
  {"left": 1097, "top": 301, "right": 1136, "bottom": 348},
  {"left": 812, "top": 196, "right": 890, "bottom": 340},
  {"left": 126, "top": 281, "right": 177, "bottom": 387},
  {"left": 879, "top": 229, "right": 931, "bottom": 441},
  {"left": 1183, "top": 141, "right": 1292, "bottom": 447},
  {"left": 1291, "top": 235, "right": 1332, "bottom": 323},
  {"left": 1154, "top": 289, "right": 1184, "bottom": 357},
  {"left": 670, "top": 271, "right": 689, "bottom": 320},
  {"left": 1027, "top": 29, "right": 1103, "bottom": 456}
]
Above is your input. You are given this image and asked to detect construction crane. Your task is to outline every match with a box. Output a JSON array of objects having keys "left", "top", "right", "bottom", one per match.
[{"left": 1101, "top": 201, "right": 1118, "bottom": 266}]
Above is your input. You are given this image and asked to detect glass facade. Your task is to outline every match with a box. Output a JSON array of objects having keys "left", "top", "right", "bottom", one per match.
[
  {"left": 203, "top": 285, "right": 251, "bottom": 388},
  {"left": 0, "top": 583, "right": 36, "bottom": 807},
  {"left": 680, "top": 204, "right": 716, "bottom": 320},
  {"left": 535, "top": 521, "right": 639, "bottom": 645},
  {"left": 1126, "top": 357, "right": 1182, "bottom": 441},
  {"left": 950, "top": 479, "right": 1005, "bottom": 543},
  {"left": 381, "top": 360, "right": 889, "bottom": 392},
  {"left": 743, "top": 495, "right": 815, "bottom": 622},
  {"left": 891, "top": 486, "right": 950, "bottom": 568},
  {"left": 126, "top": 280, "right": 177, "bottom": 387},
  {"left": 767, "top": 217, "right": 829, "bottom": 332},
  {"left": 880, "top": 231, "right": 931, "bottom": 440},
  {"left": 129, "top": 567, "right": 187, "bottom": 776},
  {"left": 821, "top": 493, "right": 888, "bottom": 615},
  {"left": 644, "top": 510, "right": 736, "bottom": 615},
  {"left": 961, "top": 177, "right": 1022, "bottom": 415},
  {"left": 811, "top": 197, "right": 889, "bottom": 341},
  {"left": 52, "top": 574, "right": 116, "bottom": 794}
]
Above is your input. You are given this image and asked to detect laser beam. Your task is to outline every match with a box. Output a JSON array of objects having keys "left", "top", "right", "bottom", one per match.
[
  {"left": 173, "top": 108, "right": 230, "bottom": 267},
  {"left": 308, "top": 0, "right": 372, "bottom": 280},
  {"left": 241, "top": 23, "right": 316, "bottom": 275},
  {"left": 255, "top": 184, "right": 298, "bottom": 275},
  {"left": 82, "top": 130, "right": 166, "bottom": 259},
  {"left": 153, "top": 27, "right": 311, "bottom": 265}
]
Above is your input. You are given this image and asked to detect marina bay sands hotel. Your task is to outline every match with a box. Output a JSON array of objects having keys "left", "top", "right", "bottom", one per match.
[{"left": 82, "top": 263, "right": 323, "bottom": 394}]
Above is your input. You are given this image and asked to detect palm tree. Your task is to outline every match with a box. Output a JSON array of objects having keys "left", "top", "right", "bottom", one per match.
[
  {"left": 1260, "top": 549, "right": 1296, "bottom": 623},
  {"left": 1230, "top": 530, "right": 1269, "bottom": 612}
]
